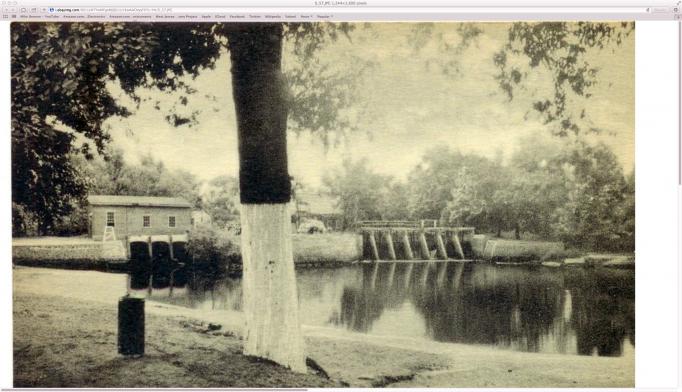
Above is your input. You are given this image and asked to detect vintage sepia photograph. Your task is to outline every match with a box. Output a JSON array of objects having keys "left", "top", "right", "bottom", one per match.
[{"left": 11, "top": 21, "right": 634, "bottom": 387}]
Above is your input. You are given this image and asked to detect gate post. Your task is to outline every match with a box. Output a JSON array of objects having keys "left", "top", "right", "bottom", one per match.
[{"left": 118, "top": 296, "right": 145, "bottom": 357}]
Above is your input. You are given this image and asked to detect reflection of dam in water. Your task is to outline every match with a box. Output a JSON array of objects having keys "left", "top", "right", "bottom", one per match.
[
  {"left": 128, "top": 234, "right": 189, "bottom": 292},
  {"left": 152, "top": 261, "right": 635, "bottom": 358}
]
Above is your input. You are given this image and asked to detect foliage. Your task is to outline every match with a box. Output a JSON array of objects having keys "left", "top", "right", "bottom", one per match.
[
  {"left": 407, "top": 147, "right": 505, "bottom": 222},
  {"left": 11, "top": 22, "right": 358, "bottom": 232},
  {"left": 408, "top": 23, "right": 483, "bottom": 75},
  {"left": 439, "top": 135, "right": 633, "bottom": 250},
  {"left": 407, "top": 22, "right": 632, "bottom": 135},
  {"left": 187, "top": 226, "right": 240, "bottom": 280},
  {"left": 491, "top": 135, "right": 569, "bottom": 238},
  {"left": 12, "top": 202, "right": 39, "bottom": 237},
  {"left": 76, "top": 148, "right": 202, "bottom": 207},
  {"left": 283, "top": 23, "right": 371, "bottom": 145},
  {"left": 494, "top": 22, "right": 634, "bottom": 135},
  {"left": 617, "top": 170, "right": 635, "bottom": 251},
  {"left": 379, "top": 182, "right": 410, "bottom": 221},
  {"left": 325, "top": 138, "right": 634, "bottom": 251},
  {"left": 490, "top": 170, "right": 563, "bottom": 239},
  {"left": 50, "top": 201, "right": 90, "bottom": 236},
  {"left": 11, "top": 23, "right": 219, "bottom": 232},
  {"left": 202, "top": 175, "right": 240, "bottom": 229},
  {"left": 549, "top": 141, "right": 631, "bottom": 250},
  {"left": 445, "top": 164, "right": 513, "bottom": 235},
  {"left": 323, "top": 158, "right": 398, "bottom": 228}
]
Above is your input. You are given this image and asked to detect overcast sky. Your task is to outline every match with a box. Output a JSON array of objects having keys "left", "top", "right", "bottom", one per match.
[{"left": 102, "top": 23, "right": 634, "bottom": 189}]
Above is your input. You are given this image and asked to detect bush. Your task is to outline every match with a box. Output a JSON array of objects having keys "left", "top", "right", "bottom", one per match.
[
  {"left": 12, "top": 202, "right": 39, "bottom": 237},
  {"left": 52, "top": 204, "right": 89, "bottom": 236},
  {"left": 187, "top": 226, "right": 240, "bottom": 280}
]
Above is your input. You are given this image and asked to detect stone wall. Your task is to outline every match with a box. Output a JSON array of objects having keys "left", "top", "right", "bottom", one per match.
[
  {"left": 13, "top": 239, "right": 128, "bottom": 268},
  {"left": 470, "top": 235, "right": 566, "bottom": 262}
]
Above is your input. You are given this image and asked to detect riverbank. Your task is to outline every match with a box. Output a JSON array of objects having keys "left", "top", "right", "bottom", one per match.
[
  {"left": 13, "top": 267, "right": 634, "bottom": 387},
  {"left": 12, "top": 233, "right": 363, "bottom": 270},
  {"left": 12, "top": 236, "right": 128, "bottom": 269}
]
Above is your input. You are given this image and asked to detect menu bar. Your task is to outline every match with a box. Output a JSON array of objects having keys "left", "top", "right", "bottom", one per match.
[{"left": 2, "top": 5, "right": 681, "bottom": 20}]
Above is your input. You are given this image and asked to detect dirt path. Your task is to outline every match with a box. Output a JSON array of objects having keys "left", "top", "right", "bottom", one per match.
[{"left": 13, "top": 267, "right": 634, "bottom": 387}]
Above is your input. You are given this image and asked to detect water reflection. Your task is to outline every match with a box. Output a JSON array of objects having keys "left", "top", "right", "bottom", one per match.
[
  {"left": 128, "top": 240, "right": 190, "bottom": 292},
  {"left": 132, "top": 261, "right": 634, "bottom": 357},
  {"left": 328, "top": 262, "right": 634, "bottom": 356}
]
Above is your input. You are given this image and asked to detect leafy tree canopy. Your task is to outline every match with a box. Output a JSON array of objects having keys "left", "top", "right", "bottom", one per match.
[
  {"left": 323, "top": 158, "right": 398, "bottom": 228},
  {"left": 201, "top": 175, "right": 240, "bottom": 229},
  {"left": 11, "top": 22, "right": 356, "bottom": 232},
  {"left": 493, "top": 22, "right": 634, "bottom": 136}
]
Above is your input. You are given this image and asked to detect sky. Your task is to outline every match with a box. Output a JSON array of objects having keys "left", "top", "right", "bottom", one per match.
[{"left": 102, "top": 23, "right": 635, "bottom": 189}]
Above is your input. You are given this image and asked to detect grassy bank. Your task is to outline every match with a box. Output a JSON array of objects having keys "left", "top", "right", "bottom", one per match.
[
  {"left": 292, "top": 233, "right": 363, "bottom": 264},
  {"left": 213, "top": 232, "right": 364, "bottom": 265},
  {"left": 14, "top": 293, "right": 341, "bottom": 388}
]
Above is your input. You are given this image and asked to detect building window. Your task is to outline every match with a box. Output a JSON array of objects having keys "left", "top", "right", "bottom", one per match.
[
  {"left": 106, "top": 211, "right": 115, "bottom": 227},
  {"left": 168, "top": 216, "right": 176, "bottom": 228},
  {"left": 143, "top": 215, "right": 151, "bottom": 228}
]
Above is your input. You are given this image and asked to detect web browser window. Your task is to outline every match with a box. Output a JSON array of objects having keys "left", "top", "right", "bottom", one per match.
[{"left": 1, "top": 1, "right": 680, "bottom": 390}]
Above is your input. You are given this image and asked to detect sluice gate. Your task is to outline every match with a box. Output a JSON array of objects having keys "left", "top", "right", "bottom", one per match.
[
  {"left": 356, "top": 221, "right": 475, "bottom": 262},
  {"left": 127, "top": 234, "right": 190, "bottom": 293}
]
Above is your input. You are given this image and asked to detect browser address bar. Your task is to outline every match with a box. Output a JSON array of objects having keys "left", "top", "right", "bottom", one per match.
[
  {"left": 166, "top": 6, "right": 647, "bottom": 13},
  {"left": 56, "top": 6, "right": 649, "bottom": 13}
]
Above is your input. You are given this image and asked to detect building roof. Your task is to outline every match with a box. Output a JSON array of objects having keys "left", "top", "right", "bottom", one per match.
[
  {"left": 88, "top": 195, "right": 192, "bottom": 208},
  {"left": 296, "top": 192, "right": 341, "bottom": 216}
]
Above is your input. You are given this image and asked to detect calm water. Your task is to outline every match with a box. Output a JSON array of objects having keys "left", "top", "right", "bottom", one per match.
[{"left": 138, "top": 262, "right": 635, "bottom": 357}]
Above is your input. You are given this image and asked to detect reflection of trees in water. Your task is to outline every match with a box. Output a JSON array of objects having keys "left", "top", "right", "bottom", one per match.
[
  {"left": 296, "top": 267, "right": 356, "bottom": 299},
  {"left": 411, "top": 264, "right": 562, "bottom": 352},
  {"left": 180, "top": 277, "right": 242, "bottom": 311},
  {"left": 335, "top": 286, "right": 384, "bottom": 332},
  {"left": 331, "top": 263, "right": 407, "bottom": 332},
  {"left": 334, "top": 262, "right": 634, "bottom": 356},
  {"left": 134, "top": 254, "right": 635, "bottom": 357},
  {"left": 565, "top": 269, "right": 635, "bottom": 356},
  {"left": 171, "top": 242, "right": 190, "bottom": 287}
]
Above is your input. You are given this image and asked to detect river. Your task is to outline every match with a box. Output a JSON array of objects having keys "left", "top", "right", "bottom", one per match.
[{"left": 135, "top": 262, "right": 634, "bottom": 358}]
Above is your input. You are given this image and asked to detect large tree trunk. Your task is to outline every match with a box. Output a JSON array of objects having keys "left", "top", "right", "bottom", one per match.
[{"left": 228, "top": 24, "right": 306, "bottom": 373}]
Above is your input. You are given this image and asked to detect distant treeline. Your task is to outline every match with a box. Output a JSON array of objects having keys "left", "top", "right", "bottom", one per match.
[{"left": 324, "top": 134, "right": 634, "bottom": 252}]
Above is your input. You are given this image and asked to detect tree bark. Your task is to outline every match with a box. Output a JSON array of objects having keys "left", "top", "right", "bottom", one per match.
[
  {"left": 228, "top": 23, "right": 290, "bottom": 204},
  {"left": 240, "top": 204, "right": 305, "bottom": 371},
  {"left": 228, "top": 23, "right": 306, "bottom": 373}
]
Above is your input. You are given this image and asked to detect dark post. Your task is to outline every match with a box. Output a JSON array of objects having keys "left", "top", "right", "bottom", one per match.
[{"left": 118, "top": 296, "right": 145, "bottom": 357}]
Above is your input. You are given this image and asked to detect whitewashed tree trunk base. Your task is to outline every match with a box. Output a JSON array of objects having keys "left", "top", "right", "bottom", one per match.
[{"left": 240, "top": 203, "right": 306, "bottom": 373}]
